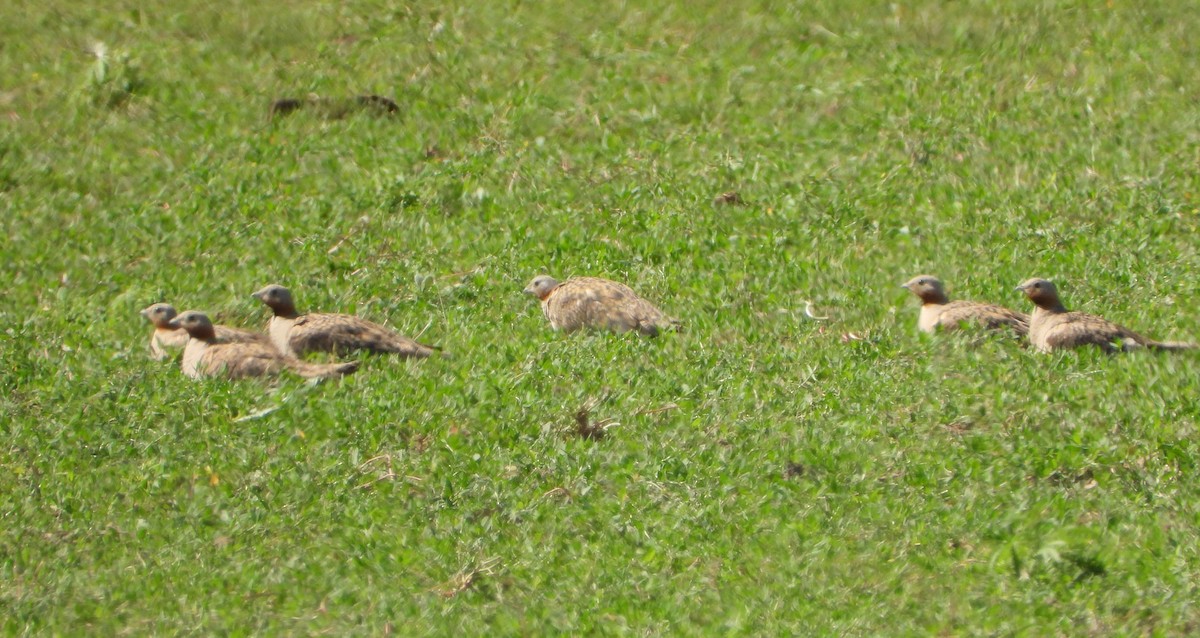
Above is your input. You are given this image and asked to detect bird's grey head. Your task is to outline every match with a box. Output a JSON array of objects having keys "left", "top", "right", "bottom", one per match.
[
  {"left": 140, "top": 303, "right": 179, "bottom": 327},
  {"left": 523, "top": 275, "right": 561, "bottom": 300},
  {"left": 251, "top": 284, "right": 295, "bottom": 313},
  {"left": 167, "top": 310, "right": 215, "bottom": 336},
  {"left": 901, "top": 275, "right": 948, "bottom": 304},
  {"left": 1016, "top": 278, "right": 1059, "bottom": 306}
]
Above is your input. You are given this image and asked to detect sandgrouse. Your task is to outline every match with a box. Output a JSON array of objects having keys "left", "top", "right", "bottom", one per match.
[
  {"left": 1016, "top": 278, "right": 1197, "bottom": 353},
  {"left": 141, "top": 303, "right": 268, "bottom": 361},
  {"left": 901, "top": 275, "right": 1028, "bottom": 335},
  {"left": 169, "top": 310, "right": 359, "bottom": 379},
  {"left": 523, "top": 275, "right": 681, "bottom": 336},
  {"left": 251, "top": 284, "right": 439, "bottom": 359}
]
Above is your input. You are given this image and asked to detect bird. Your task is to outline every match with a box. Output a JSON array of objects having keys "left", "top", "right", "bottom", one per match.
[
  {"left": 900, "top": 275, "right": 1029, "bottom": 335},
  {"left": 1016, "top": 277, "right": 1197, "bottom": 353},
  {"left": 523, "top": 275, "right": 681, "bottom": 336},
  {"left": 169, "top": 310, "right": 359, "bottom": 379},
  {"left": 251, "top": 284, "right": 439, "bottom": 359},
  {"left": 140, "top": 303, "right": 269, "bottom": 360}
]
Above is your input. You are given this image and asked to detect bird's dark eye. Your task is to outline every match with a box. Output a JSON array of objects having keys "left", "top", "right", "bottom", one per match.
[{"left": 1033, "top": 283, "right": 1041, "bottom": 289}]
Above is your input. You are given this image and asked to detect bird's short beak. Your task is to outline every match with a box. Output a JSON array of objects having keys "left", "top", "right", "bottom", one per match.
[
  {"left": 1014, "top": 284, "right": 1028, "bottom": 292},
  {"left": 166, "top": 318, "right": 182, "bottom": 329},
  {"left": 522, "top": 286, "right": 535, "bottom": 296},
  {"left": 250, "top": 290, "right": 264, "bottom": 300},
  {"left": 139, "top": 307, "right": 150, "bottom": 318},
  {"left": 900, "top": 283, "right": 911, "bottom": 290}
]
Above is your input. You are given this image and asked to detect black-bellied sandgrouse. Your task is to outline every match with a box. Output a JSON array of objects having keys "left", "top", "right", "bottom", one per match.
[
  {"left": 251, "top": 284, "right": 438, "bottom": 359},
  {"left": 900, "top": 275, "right": 1028, "bottom": 336},
  {"left": 523, "top": 275, "right": 681, "bottom": 336},
  {"left": 1016, "top": 278, "right": 1196, "bottom": 353}
]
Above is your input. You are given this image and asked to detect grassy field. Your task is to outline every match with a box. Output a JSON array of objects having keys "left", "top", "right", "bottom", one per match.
[{"left": 3, "top": 0, "right": 1200, "bottom": 634}]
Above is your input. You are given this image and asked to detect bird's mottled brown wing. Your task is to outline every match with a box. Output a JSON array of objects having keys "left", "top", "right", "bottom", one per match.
[
  {"left": 1041, "top": 312, "right": 1146, "bottom": 352},
  {"left": 544, "top": 277, "right": 676, "bottom": 336},
  {"left": 937, "top": 301, "right": 1029, "bottom": 335},
  {"left": 289, "top": 313, "right": 437, "bottom": 358},
  {"left": 198, "top": 341, "right": 358, "bottom": 379},
  {"left": 213, "top": 325, "right": 272, "bottom": 345},
  {"left": 200, "top": 342, "right": 290, "bottom": 379}
]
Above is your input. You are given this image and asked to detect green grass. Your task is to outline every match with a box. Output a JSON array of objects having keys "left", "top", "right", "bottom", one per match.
[{"left": 3, "top": 0, "right": 1200, "bottom": 634}]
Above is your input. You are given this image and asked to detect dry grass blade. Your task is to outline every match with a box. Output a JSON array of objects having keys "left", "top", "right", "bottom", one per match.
[
  {"left": 636, "top": 402, "right": 679, "bottom": 416},
  {"left": 355, "top": 454, "right": 425, "bottom": 490},
  {"left": 803, "top": 300, "right": 830, "bottom": 320},
  {"left": 433, "top": 557, "right": 501, "bottom": 598}
]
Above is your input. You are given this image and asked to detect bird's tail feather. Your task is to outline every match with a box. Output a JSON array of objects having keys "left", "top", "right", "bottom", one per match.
[
  {"left": 290, "top": 359, "right": 360, "bottom": 378},
  {"left": 1149, "top": 340, "right": 1199, "bottom": 352}
]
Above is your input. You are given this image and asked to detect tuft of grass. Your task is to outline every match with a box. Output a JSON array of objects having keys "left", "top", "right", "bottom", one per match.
[
  {"left": 568, "top": 397, "right": 618, "bottom": 441},
  {"left": 78, "top": 41, "right": 144, "bottom": 109}
]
